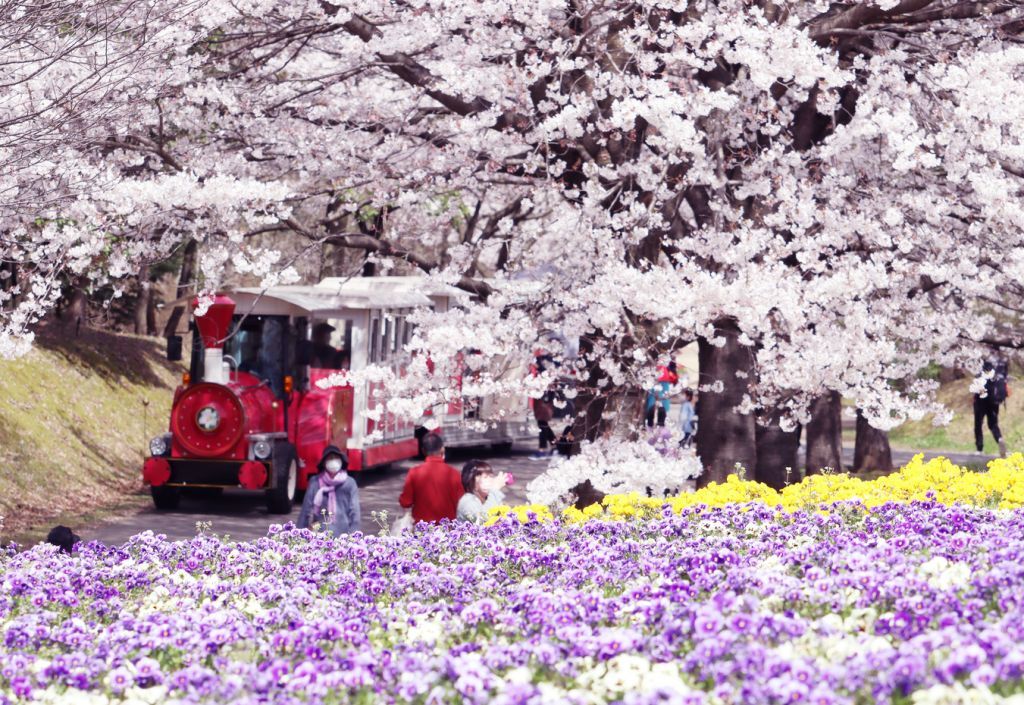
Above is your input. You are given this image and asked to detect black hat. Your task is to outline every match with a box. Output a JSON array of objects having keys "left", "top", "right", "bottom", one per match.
[{"left": 317, "top": 445, "right": 348, "bottom": 473}]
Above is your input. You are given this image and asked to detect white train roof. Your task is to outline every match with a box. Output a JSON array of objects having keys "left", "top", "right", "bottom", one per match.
[{"left": 229, "top": 276, "right": 465, "bottom": 317}]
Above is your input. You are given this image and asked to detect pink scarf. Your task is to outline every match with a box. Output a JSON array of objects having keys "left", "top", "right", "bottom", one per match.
[{"left": 313, "top": 472, "right": 346, "bottom": 517}]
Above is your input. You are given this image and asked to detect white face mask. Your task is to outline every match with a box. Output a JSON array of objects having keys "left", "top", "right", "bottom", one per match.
[{"left": 325, "top": 458, "right": 344, "bottom": 474}]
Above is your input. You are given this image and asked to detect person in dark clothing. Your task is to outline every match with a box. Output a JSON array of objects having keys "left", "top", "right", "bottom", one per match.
[
  {"left": 530, "top": 350, "right": 559, "bottom": 460},
  {"left": 975, "top": 356, "right": 1009, "bottom": 457},
  {"left": 555, "top": 425, "right": 576, "bottom": 457},
  {"left": 311, "top": 322, "right": 342, "bottom": 369},
  {"left": 531, "top": 393, "right": 557, "bottom": 460},
  {"left": 46, "top": 526, "right": 80, "bottom": 554}
]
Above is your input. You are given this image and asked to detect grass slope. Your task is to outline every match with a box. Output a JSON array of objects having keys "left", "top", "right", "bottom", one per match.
[
  {"left": 0, "top": 325, "right": 181, "bottom": 540},
  {"left": 890, "top": 376, "right": 1023, "bottom": 453}
]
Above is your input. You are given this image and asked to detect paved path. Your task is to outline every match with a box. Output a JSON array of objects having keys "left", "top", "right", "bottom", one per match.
[
  {"left": 87, "top": 441, "right": 998, "bottom": 545},
  {"left": 89, "top": 443, "right": 555, "bottom": 544}
]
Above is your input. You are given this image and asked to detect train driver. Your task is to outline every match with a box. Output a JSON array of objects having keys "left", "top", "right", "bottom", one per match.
[{"left": 311, "top": 322, "right": 342, "bottom": 369}]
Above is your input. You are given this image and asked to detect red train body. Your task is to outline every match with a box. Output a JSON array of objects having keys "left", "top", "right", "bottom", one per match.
[{"left": 142, "top": 277, "right": 534, "bottom": 513}]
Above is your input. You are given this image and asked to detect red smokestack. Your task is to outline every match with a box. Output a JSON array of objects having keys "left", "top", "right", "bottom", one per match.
[{"left": 192, "top": 295, "right": 236, "bottom": 349}]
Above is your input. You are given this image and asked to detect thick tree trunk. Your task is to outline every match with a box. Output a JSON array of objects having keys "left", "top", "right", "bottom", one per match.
[
  {"left": 854, "top": 410, "right": 893, "bottom": 473},
  {"left": 133, "top": 265, "right": 150, "bottom": 335},
  {"left": 755, "top": 413, "right": 801, "bottom": 489},
  {"left": 572, "top": 334, "right": 610, "bottom": 442},
  {"left": 696, "top": 318, "right": 757, "bottom": 486},
  {"left": 806, "top": 391, "right": 843, "bottom": 474}
]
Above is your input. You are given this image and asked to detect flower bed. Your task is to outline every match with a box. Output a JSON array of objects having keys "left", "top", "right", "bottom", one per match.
[{"left": 5, "top": 499, "right": 1024, "bottom": 704}]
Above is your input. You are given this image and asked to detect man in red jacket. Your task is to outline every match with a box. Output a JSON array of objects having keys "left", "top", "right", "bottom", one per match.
[{"left": 399, "top": 433, "right": 464, "bottom": 523}]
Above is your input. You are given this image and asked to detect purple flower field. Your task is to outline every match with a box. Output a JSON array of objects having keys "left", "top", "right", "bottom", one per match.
[{"left": 3, "top": 502, "right": 1024, "bottom": 704}]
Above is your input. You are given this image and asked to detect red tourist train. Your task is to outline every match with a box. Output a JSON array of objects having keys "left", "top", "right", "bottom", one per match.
[{"left": 142, "top": 276, "right": 535, "bottom": 512}]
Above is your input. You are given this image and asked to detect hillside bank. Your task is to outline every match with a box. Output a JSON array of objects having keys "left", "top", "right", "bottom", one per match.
[{"left": 0, "top": 326, "right": 181, "bottom": 542}]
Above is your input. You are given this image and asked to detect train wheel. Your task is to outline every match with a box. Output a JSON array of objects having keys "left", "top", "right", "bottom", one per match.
[
  {"left": 151, "top": 486, "right": 181, "bottom": 510},
  {"left": 266, "top": 442, "right": 297, "bottom": 515}
]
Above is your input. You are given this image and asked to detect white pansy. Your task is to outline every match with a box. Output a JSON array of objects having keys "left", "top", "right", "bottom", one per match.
[
  {"left": 911, "top": 683, "right": 1010, "bottom": 705},
  {"left": 919, "top": 556, "right": 972, "bottom": 591}
]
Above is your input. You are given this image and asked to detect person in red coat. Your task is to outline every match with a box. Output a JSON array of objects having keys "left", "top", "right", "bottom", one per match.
[{"left": 399, "top": 433, "right": 464, "bottom": 523}]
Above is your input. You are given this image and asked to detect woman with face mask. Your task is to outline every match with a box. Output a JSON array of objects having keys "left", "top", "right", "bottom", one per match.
[{"left": 297, "top": 445, "right": 361, "bottom": 536}]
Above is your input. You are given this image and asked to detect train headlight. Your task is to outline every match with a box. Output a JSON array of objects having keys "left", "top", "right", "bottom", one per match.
[
  {"left": 196, "top": 406, "right": 220, "bottom": 432},
  {"left": 253, "top": 440, "right": 272, "bottom": 459},
  {"left": 149, "top": 435, "right": 169, "bottom": 457}
]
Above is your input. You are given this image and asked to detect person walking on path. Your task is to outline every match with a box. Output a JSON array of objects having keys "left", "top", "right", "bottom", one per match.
[
  {"left": 530, "top": 349, "right": 562, "bottom": 460},
  {"left": 974, "top": 355, "right": 1009, "bottom": 458},
  {"left": 531, "top": 393, "right": 557, "bottom": 460},
  {"left": 645, "top": 361, "right": 679, "bottom": 427},
  {"left": 298, "top": 445, "right": 361, "bottom": 536},
  {"left": 678, "top": 389, "right": 696, "bottom": 448},
  {"left": 456, "top": 460, "right": 509, "bottom": 523},
  {"left": 399, "top": 433, "right": 464, "bottom": 522}
]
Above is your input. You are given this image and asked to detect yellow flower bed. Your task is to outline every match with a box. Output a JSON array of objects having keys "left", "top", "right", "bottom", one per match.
[{"left": 486, "top": 454, "right": 1024, "bottom": 525}]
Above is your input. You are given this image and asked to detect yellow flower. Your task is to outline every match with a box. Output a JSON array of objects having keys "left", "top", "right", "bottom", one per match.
[{"left": 490, "top": 452, "right": 1024, "bottom": 526}]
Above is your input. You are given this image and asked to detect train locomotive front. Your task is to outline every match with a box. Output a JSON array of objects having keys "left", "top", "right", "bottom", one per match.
[{"left": 143, "top": 295, "right": 298, "bottom": 513}]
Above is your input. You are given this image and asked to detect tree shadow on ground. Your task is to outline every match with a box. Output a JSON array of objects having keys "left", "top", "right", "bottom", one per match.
[{"left": 34, "top": 323, "right": 183, "bottom": 389}]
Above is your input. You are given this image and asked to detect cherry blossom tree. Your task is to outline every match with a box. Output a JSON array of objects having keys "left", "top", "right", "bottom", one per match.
[
  {"left": 0, "top": 0, "right": 297, "bottom": 354},
  {"left": 4, "top": 0, "right": 1024, "bottom": 481}
]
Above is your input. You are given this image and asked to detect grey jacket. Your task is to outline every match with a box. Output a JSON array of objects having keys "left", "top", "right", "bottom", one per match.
[{"left": 297, "top": 474, "right": 361, "bottom": 536}]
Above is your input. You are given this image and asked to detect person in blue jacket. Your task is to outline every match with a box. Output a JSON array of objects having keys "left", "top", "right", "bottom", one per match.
[
  {"left": 297, "top": 445, "right": 361, "bottom": 536},
  {"left": 678, "top": 389, "right": 696, "bottom": 448}
]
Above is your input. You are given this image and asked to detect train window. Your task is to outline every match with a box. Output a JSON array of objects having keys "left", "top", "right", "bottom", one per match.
[
  {"left": 227, "top": 316, "right": 264, "bottom": 376},
  {"left": 394, "top": 316, "right": 404, "bottom": 354},
  {"left": 311, "top": 318, "right": 352, "bottom": 369},
  {"left": 225, "top": 315, "right": 286, "bottom": 396},
  {"left": 382, "top": 318, "right": 393, "bottom": 361},
  {"left": 369, "top": 317, "right": 380, "bottom": 363}
]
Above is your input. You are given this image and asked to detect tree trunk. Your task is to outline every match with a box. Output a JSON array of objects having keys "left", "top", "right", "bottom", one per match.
[
  {"left": 572, "top": 334, "right": 610, "bottom": 442},
  {"left": 806, "top": 391, "right": 843, "bottom": 474},
  {"left": 133, "top": 265, "right": 150, "bottom": 335},
  {"left": 146, "top": 291, "right": 158, "bottom": 336},
  {"left": 696, "top": 318, "right": 757, "bottom": 486},
  {"left": 64, "top": 277, "right": 88, "bottom": 334},
  {"left": 755, "top": 412, "right": 801, "bottom": 489},
  {"left": 163, "top": 240, "right": 198, "bottom": 338},
  {"left": 854, "top": 410, "right": 893, "bottom": 473}
]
